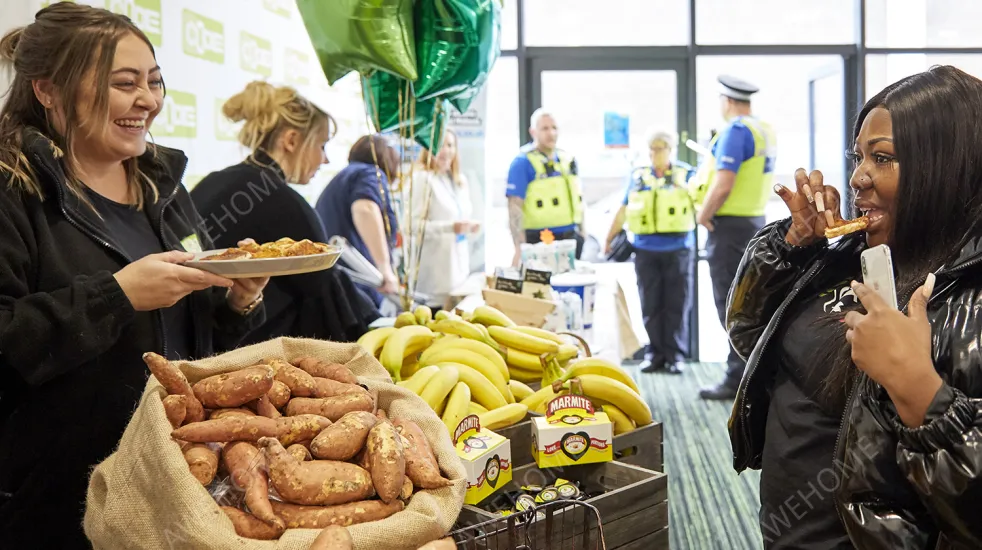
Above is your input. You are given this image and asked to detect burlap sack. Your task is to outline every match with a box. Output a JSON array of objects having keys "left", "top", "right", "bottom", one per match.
[{"left": 83, "top": 337, "right": 466, "bottom": 550}]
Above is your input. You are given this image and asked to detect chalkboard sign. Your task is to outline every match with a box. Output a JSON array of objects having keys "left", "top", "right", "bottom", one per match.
[
  {"left": 494, "top": 277, "right": 523, "bottom": 294},
  {"left": 524, "top": 268, "right": 552, "bottom": 285}
]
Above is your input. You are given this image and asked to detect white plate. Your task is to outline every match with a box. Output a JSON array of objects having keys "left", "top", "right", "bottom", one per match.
[{"left": 183, "top": 246, "right": 343, "bottom": 278}]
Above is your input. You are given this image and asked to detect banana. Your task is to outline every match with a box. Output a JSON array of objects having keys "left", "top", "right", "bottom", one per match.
[
  {"left": 468, "top": 401, "right": 488, "bottom": 415},
  {"left": 540, "top": 357, "right": 566, "bottom": 387},
  {"left": 356, "top": 327, "right": 397, "bottom": 358},
  {"left": 561, "top": 358, "right": 641, "bottom": 394},
  {"left": 380, "top": 325, "right": 435, "bottom": 382},
  {"left": 401, "top": 365, "right": 440, "bottom": 395},
  {"left": 505, "top": 348, "right": 547, "bottom": 371},
  {"left": 520, "top": 384, "right": 561, "bottom": 412},
  {"left": 422, "top": 337, "right": 509, "bottom": 383},
  {"left": 429, "top": 318, "right": 497, "bottom": 348},
  {"left": 509, "top": 367, "right": 543, "bottom": 384},
  {"left": 557, "top": 343, "right": 580, "bottom": 362},
  {"left": 574, "top": 374, "right": 652, "bottom": 427},
  {"left": 488, "top": 326, "right": 559, "bottom": 355},
  {"left": 470, "top": 305, "right": 516, "bottom": 328},
  {"left": 394, "top": 311, "right": 418, "bottom": 328},
  {"left": 419, "top": 365, "right": 459, "bottom": 413},
  {"left": 434, "top": 310, "right": 454, "bottom": 321},
  {"left": 478, "top": 403, "right": 528, "bottom": 430},
  {"left": 414, "top": 305, "right": 433, "bottom": 326},
  {"left": 442, "top": 382, "right": 471, "bottom": 435},
  {"left": 400, "top": 355, "right": 421, "bottom": 380},
  {"left": 513, "top": 326, "right": 565, "bottom": 345},
  {"left": 508, "top": 379, "right": 534, "bottom": 401},
  {"left": 436, "top": 362, "right": 508, "bottom": 411},
  {"left": 602, "top": 404, "right": 636, "bottom": 435},
  {"left": 419, "top": 348, "right": 512, "bottom": 404}
]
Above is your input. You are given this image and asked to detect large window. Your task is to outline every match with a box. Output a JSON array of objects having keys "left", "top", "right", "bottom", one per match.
[
  {"left": 865, "top": 54, "right": 982, "bottom": 99},
  {"left": 523, "top": 0, "right": 689, "bottom": 47},
  {"left": 695, "top": 0, "right": 855, "bottom": 45},
  {"left": 500, "top": 0, "right": 518, "bottom": 51},
  {"left": 865, "top": 0, "right": 982, "bottom": 48},
  {"left": 485, "top": 56, "right": 520, "bottom": 209}
]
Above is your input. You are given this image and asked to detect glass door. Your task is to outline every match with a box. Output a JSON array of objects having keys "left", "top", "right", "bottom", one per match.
[
  {"left": 808, "top": 61, "right": 848, "bottom": 216},
  {"left": 529, "top": 57, "right": 697, "bottom": 359}
]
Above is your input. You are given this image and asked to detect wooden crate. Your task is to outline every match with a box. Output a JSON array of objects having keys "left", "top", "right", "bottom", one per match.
[
  {"left": 455, "top": 461, "right": 668, "bottom": 550},
  {"left": 497, "top": 419, "right": 663, "bottom": 473}
]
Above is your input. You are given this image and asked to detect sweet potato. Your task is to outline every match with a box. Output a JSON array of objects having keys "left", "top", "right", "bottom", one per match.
[
  {"left": 285, "top": 393, "right": 374, "bottom": 421},
  {"left": 276, "top": 414, "right": 332, "bottom": 447},
  {"left": 287, "top": 444, "right": 312, "bottom": 462},
  {"left": 258, "top": 437, "right": 375, "bottom": 506},
  {"left": 161, "top": 394, "right": 187, "bottom": 429},
  {"left": 417, "top": 538, "right": 456, "bottom": 550},
  {"left": 192, "top": 364, "right": 275, "bottom": 409},
  {"left": 310, "top": 411, "right": 377, "bottom": 461},
  {"left": 367, "top": 422, "right": 405, "bottom": 504},
  {"left": 210, "top": 407, "right": 256, "bottom": 420},
  {"left": 220, "top": 506, "right": 284, "bottom": 540},
  {"left": 312, "top": 377, "right": 368, "bottom": 399},
  {"left": 172, "top": 416, "right": 280, "bottom": 443},
  {"left": 267, "top": 380, "right": 291, "bottom": 409},
  {"left": 143, "top": 352, "right": 205, "bottom": 423},
  {"left": 310, "top": 525, "right": 353, "bottom": 550},
  {"left": 293, "top": 356, "right": 358, "bottom": 385},
  {"left": 394, "top": 418, "right": 453, "bottom": 489},
  {"left": 354, "top": 448, "right": 371, "bottom": 471},
  {"left": 271, "top": 359, "right": 316, "bottom": 397},
  {"left": 183, "top": 443, "right": 220, "bottom": 485},
  {"left": 223, "top": 441, "right": 283, "bottom": 530},
  {"left": 269, "top": 500, "right": 405, "bottom": 529},
  {"left": 376, "top": 408, "right": 388, "bottom": 422},
  {"left": 400, "top": 476, "right": 414, "bottom": 501},
  {"left": 253, "top": 395, "right": 281, "bottom": 419}
]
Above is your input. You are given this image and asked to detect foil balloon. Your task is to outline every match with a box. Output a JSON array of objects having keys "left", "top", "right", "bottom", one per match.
[
  {"left": 297, "top": 0, "right": 417, "bottom": 85},
  {"left": 447, "top": 0, "right": 502, "bottom": 113},
  {"left": 413, "top": 0, "right": 479, "bottom": 100},
  {"left": 363, "top": 70, "right": 448, "bottom": 152}
]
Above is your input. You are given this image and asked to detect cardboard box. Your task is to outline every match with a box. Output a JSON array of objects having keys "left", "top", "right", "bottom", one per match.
[
  {"left": 531, "top": 394, "right": 613, "bottom": 468},
  {"left": 454, "top": 414, "right": 513, "bottom": 505}
]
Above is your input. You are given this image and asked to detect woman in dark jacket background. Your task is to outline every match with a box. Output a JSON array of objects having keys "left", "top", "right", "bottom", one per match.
[
  {"left": 192, "top": 81, "right": 380, "bottom": 346},
  {"left": 316, "top": 135, "right": 401, "bottom": 309},
  {"left": 727, "top": 65, "right": 982, "bottom": 549},
  {"left": 0, "top": 5, "right": 266, "bottom": 547}
]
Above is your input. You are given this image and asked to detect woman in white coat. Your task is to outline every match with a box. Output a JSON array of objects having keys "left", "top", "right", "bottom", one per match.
[{"left": 409, "top": 129, "right": 480, "bottom": 307}]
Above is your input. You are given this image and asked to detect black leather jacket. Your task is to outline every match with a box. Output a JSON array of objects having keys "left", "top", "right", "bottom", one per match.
[{"left": 727, "top": 218, "right": 982, "bottom": 550}]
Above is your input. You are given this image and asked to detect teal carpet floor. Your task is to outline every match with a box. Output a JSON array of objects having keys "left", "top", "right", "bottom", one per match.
[{"left": 626, "top": 361, "right": 764, "bottom": 550}]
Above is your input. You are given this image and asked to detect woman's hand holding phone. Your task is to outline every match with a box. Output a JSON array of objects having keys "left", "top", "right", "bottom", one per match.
[{"left": 774, "top": 168, "right": 845, "bottom": 247}]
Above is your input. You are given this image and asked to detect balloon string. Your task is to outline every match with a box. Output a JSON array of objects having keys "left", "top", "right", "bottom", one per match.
[
  {"left": 361, "top": 73, "right": 395, "bottom": 282},
  {"left": 408, "top": 101, "right": 443, "bottom": 305}
]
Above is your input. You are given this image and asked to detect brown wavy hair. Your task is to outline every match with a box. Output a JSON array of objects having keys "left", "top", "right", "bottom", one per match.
[{"left": 0, "top": 2, "right": 160, "bottom": 209}]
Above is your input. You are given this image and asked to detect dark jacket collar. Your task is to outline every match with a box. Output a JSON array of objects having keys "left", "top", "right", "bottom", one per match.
[{"left": 244, "top": 149, "right": 287, "bottom": 183}]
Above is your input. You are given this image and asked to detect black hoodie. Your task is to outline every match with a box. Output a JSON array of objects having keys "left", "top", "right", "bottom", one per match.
[{"left": 0, "top": 129, "right": 264, "bottom": 548}]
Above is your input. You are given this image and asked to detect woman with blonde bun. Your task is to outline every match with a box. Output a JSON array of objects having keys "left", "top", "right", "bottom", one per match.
[
  {"left": 0, "top": 5, "right": 267, "bottom": 547},
  {"left": 192, "top": 81, "right": 380, "bottom": 346}
]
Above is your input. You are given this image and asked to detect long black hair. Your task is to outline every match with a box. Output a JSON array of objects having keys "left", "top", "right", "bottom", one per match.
[{"left": 816, "top": 65, "right": 982, "bottom": 411}]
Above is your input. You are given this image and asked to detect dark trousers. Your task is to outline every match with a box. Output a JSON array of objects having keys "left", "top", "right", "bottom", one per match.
[
  {"left": 634, "top": 247, "right": 693, "bottom": 366},
  {"left": 526, "top": 228, "right": 584, "bottom": 259},
  {"left": 706, "top": 215, "right": 766, "bottom": 387}
]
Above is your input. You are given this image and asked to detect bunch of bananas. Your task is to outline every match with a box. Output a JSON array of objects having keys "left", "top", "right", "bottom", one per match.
[{"left": 357, "top": 305, "right": 649, "bottom": 437}]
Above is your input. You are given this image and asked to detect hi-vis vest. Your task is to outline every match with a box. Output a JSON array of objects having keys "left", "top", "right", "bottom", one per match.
[
  {"left": 523, "top": 150, "right": 583, "bottom": 230},
  {"left": 626, "top": 166, "right": 696, "bottom": 235},
  {"left": 688, "top": 116, "right": 777, "bottom": 217}
]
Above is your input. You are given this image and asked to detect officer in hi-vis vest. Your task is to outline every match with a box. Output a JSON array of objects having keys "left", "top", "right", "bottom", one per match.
[
  {"left": 605, "top": 130, "right": 695, "bottom": 375},
  {"left": 692, "top": 75, "right": 778, "bottom": 400},
  {"left": 506, "top": 108, "right": 584, "bottom": 266}
]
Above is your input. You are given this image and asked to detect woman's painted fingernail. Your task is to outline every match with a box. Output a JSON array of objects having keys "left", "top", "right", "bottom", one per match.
[
  {"left": 923, "top": 272, "right": 936, "bottom": 297},
  {"left": 773, "top": 184, "right": 783, "bottom": 194}
]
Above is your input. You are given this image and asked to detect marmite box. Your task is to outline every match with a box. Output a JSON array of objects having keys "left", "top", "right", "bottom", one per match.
[
  {"left": 531, "top": 394, "right": 614, "bottom": 468},
  {"left": 454, "top": 414, "right": 513, "bottom": 505}
]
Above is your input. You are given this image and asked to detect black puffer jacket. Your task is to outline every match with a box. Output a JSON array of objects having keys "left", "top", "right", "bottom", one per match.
[
  {"left": 728, "top": 218, "right": 982, "bottom": 550},
  {"left": 0, "top": 129, "right": 264, "bottom": 548}
]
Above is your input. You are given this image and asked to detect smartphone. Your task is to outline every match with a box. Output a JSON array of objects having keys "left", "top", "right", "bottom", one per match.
[{"left": 860, "top": 244, "right": 899, "bottom": 309}]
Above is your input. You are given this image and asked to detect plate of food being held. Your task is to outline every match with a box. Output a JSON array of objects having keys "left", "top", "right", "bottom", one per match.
[{"left": 183, "top": 238, "right": 344, "bottom": 278}]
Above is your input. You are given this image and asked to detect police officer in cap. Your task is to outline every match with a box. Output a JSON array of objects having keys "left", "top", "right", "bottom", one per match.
[
  {"left": 605, "top": 129, "right": 695, "bottom": 374},
  {"left": 689, "top": 75, "right": 777, "bottom": 400}
]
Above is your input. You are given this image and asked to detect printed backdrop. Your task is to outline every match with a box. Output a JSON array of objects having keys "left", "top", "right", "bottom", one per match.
[{"left": 8, "top": 0, "right": 488, "bottom": 272}]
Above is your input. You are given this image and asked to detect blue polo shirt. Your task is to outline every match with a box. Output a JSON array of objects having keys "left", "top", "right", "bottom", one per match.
[
  {"left": 506, "top": 144, "right": 578, "bottom": 234},
  {"left": 622, "top": 163, "right": 696, "bottom": 253},
  {"left": 713, "top": 116, "right": 764, "bottom": 172}
]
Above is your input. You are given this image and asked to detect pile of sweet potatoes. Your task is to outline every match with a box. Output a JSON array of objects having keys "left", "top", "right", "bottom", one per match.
[{"left": 144, "top": 352, "right": 455, "bottom": 545}]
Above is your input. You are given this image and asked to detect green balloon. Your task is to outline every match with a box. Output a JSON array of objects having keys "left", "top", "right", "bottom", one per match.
[
  {"left": 363, "top": 71, "right": 447, "bottom": 152},
  {"left": 447, "top": 0, "right": 502, "bottom": 112},
  {"left": 414, "top": 104, "right": 449, "bottom": 152},
  {"left": 297, "top": 0, "right": 418, "bottom": 86},
  {"left": 413, "top": 0, "right": 478, "bottom": 100}
]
